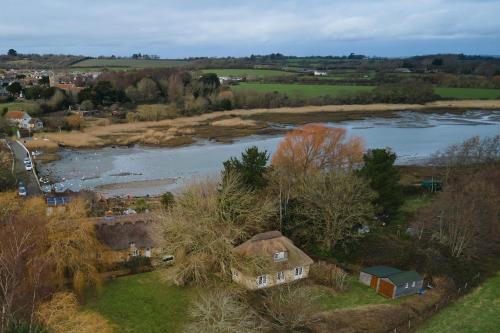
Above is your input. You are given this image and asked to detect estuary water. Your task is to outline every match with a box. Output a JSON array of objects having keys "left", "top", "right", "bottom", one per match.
[{"left": 39, "top": 110, "right": 500, "bottom": 197}]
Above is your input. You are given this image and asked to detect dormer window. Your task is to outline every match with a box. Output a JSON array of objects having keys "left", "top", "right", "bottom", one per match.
[{"left": 273, "top": 251, "right": 287, "bottom": 262}]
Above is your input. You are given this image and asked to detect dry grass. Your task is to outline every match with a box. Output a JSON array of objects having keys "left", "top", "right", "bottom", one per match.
[
  {"left": 33, "top": 100, "right": 500, "bottom": 149},
  {"left": 210, "top": 117, "right": 258, "bottom": 128}
]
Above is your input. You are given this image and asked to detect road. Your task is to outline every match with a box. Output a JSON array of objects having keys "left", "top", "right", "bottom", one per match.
[{"left": 8, "top": 139, "right": 42, "bottom": 197}]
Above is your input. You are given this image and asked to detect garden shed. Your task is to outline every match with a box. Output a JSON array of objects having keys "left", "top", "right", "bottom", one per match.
[
  {"left": 359, "top": 266, "right": 402, "bottom": 289},
  {"left": 377, "top": 271, "right": 423, "bottom": 299}
]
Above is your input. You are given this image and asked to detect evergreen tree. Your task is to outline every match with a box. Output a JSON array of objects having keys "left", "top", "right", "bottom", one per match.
[
  {"left": 358, "top": 148, "right": 403, "bottom": 221},
  {"left": 222, "top": 146, "right": 269, "bottom": 189}
]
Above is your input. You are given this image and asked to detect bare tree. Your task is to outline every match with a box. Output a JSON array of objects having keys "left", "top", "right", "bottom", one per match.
[
  {"left": 37, "top": 292, "right": 114, "bottom": 333},
  {"left": 414, "top": 169, "right": 500, "bottom": 258},
  {"left": 291, "top": 172, "right": 376, "bottom": 252},
  {"left": 184, "top": 289, "right": 265, "bottom": 333},
  {"left": 157, "top": 175, "right": 276, "bottom": 286},
  {"left": 262, "top": 284, "right": 319, "bottom": 332}
]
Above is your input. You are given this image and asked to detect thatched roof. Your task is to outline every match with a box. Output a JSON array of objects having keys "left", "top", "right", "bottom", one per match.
[
  {"left": 94, "top": 214, "right": 158, "bottom": 251},
  {"left": 233, "top": 231, "right": 313, "bottom": 273}
]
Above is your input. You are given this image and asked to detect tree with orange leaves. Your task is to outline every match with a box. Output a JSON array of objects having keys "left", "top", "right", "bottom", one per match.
[{"left": 271, "top": 124, "right": 364, "bottom": 178}]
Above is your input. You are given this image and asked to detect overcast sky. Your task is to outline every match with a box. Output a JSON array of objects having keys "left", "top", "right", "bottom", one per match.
[{"left": 1, "top": 0, "right": 499, "bottom": 58}]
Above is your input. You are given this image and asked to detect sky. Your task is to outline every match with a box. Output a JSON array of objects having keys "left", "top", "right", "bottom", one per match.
[{"left": 1, "top": 0, "right": 500, "bottom": 58}]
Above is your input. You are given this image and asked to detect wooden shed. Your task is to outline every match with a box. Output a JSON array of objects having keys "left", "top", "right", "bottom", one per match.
[
  {"left": 359, "top": 266, "right": 402, "bottom": 289},
  {"left": 378, "top": 271, "right": 423, "bottom": 299}
]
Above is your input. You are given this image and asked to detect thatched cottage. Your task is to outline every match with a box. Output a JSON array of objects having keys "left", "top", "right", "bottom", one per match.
[
  {"left": 231, "top": 231, "right": 313, "bottom": 290},
  {"left": 94, "top": 213, "right": 159, "bottom": 264}
]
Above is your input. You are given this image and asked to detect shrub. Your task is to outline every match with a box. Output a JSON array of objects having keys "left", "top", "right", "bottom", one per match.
[{"left": 310, "top": 261, "right": 349, "bottom": 291}]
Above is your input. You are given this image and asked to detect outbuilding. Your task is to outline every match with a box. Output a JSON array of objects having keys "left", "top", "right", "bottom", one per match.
[
  {"left": 359, "top": 265, "right": 402, "bottom": 289},
  {"left": 377, "top": 271, "right": 423, "bottom": 299}
]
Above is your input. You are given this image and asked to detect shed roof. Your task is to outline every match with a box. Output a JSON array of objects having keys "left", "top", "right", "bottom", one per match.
[
  {"left": 387, "top": 271, "right": 422, "bottom": 286},
  {"left": 361, "top": 266, "right": 402, "bottom": 277}
]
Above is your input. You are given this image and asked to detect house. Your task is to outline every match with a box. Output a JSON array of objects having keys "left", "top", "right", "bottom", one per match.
[
  {"left": 27, "top": 118, "right": 43, "bottom": 130},
  {"left": 93, "top": 213, "right": 159, "bottom": 264},
  {"left": 231, "top": 231, "right": 313, "bottom": 290},
  {"left": 314, "top": 70, "right": 328, "bottom": 76},
  {"left": 5, "top": 111, "right": 43, "bottom": 130},
  {"left": 377, "top": 271, "right": 423, "bottom": 299},
  {"left": 5, "top": 111, "right": 30, "bottom": 126},
  {"left": 359, "top": 265, "right": 402, "bottom": 289}
]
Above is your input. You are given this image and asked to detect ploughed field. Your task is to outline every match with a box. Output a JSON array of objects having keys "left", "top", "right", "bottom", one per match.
[{"left": 231, "top": 83, "right": 500, "bottom": 99}]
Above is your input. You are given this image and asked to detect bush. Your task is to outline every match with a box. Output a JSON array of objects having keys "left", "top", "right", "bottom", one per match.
[
  {"left": 160, "top": 191, "right": 175, "bottom": 209},
  {"left": 310, "top": 261, "right": 350, "bottom": 291},
  {"left": 123, "top": 256, "right": 152, "bottom": 273}
]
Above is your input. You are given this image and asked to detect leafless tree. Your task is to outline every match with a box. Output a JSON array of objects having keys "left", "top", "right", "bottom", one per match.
[
  {"left": 294, "top": 172, "right": 377, "bottom": 251},
  {"left": 261, "top": 284, "right": 319, "bottom": 332},
  {"left": 184, "top": 289, "right": 265, "bottom": 333}
]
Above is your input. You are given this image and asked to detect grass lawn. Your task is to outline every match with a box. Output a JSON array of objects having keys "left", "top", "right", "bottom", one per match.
[
  {"left": 85, "top": 272, "right": 195, "bottom": 333},
  {"left": 232, "top": 82, "right": 500, "bottom": 100},
  {"left": 417, "top": 272, "right": 500, "bottom": 333},
  {"left": 201, "top": 68, "right": 295, "bottom": 78},
  {"left": 0, "top": 100, "right": 40, "bottom": 112},
  {"left": 434, "top": 87, "right": 500, "bottom": 99},
  {"left": 231, "top": 83, "right": 374, "bottom": 98},
  {"left": 314, "top": 276, "right": 406, "bottom": 310},
  {"left": 72, "top": 58, "right": 190, "bottom": 69}
]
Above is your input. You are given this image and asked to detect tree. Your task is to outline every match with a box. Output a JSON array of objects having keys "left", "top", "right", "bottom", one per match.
[
  {"left": 158, "top": 176, "right": 275, "bottom": 286},
  {"left": 222, "top": 146, "right": 269, "bottom": 189},
  {"left": 413, "top": 170, "right": 500, "bottom": 258},
  {"left": 137, "top": 78, "right": 160, "bottom": 103},
  {"left": 37, "top": 292, "right": 114, "bottom": 333},
  {"left": 0, "top": 195, "right": 49, "bottom": 330},
  {"left": 7, "top": 49, "right": 17, "bottom": 56},
  {"left": 262, "top": 284, "right": 319, "bottom": 332},
  {"left": 272, "top": 124, "right": 364, "bottom": 179},
  {"left": 23, "top": 86, "right": 42, "bottom": 100},
  {"left": 195, "top": 73, "right": 220, "bottom": 98},
  {"left": 184, "top": 289, "right": 264, "bottom": 333},
  {"left": 6, "top": 82, "right": 22, "bottom": 96},
  {"left": 79, "top": 100, "right": 94, "bottom": 111},
  {"left": 45, "top": 199, "right": 103, "bottom": 293},
  {"left": 358, "top": 149, "right": 403, "bottom": 220},
  {"left": 160, "top": 192, "right": 175, "bottom": 210},
  {"left": 287, "top": 172, "right": 376, "bottom": 252}
]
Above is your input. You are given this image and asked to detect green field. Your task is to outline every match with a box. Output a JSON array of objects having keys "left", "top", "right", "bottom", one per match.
[
  {"left": 434, "top": 87, "right": 500, "bottom": 99},
  {"left": 232, "top": 83, "right": 500, "bottom": 100},
  {"left": 417, "top": 272, "right": 500, "bottom": 333},
  {"left": 231, "top": 83, "right": 373, "bottom": 98},
  {"left": 86, "top": 272, "right": 194, "bottom": 333},
  {"left": 201, "top": 68, "right": 295, "bottom": 78},
  {"left": 72, "top": 58, "right": 190, "bottom": 69}
]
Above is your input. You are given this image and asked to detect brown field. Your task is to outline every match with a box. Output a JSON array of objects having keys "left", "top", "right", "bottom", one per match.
[{"left": 33, "top": 100, "right": 500, "bottom": 149}]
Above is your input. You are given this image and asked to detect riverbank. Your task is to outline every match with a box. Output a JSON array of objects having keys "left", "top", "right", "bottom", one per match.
[{"left": 31, "top": 100, "right": 500, "bottom": 150}]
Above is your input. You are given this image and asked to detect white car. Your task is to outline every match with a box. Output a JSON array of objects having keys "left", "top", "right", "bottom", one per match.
[
  {"left": 23, "top": 157, "right": 31, "bottom": 165},
  {"left": 25, "top": 163, "right": 33, "bottom": 171}
]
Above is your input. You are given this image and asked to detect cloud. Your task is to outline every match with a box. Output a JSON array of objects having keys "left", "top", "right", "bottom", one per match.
[{"left": 0, "top": 0, "right": 499, "bottom": 56}]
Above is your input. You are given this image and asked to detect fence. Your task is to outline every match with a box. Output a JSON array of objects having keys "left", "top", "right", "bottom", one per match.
[{"left": 388, "top": 273, "right": 481, "bottom": 333}]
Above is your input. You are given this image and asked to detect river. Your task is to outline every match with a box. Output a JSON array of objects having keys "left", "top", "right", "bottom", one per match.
[{"left": 39, "top": 110, "right": 500, "bottom": 197}]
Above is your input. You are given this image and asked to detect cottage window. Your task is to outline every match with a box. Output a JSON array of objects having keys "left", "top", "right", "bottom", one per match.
[
  {"left": 294, "top": 267, "right": 304, "bottom": 278},
  {"left": 277, "top": 271, "right": 285, "bottom": 283},
  {"left": 405, "top": 282, "right": 409, "bottom": 289},
  {"left": 132, "top": 249, "right": 139, "bottom": 257},
  {"left": 257, "top": 275, "right": 267, "bottom": 287},
  {"left": 273, "top": 251, "right": 287, "bottom": 261}
]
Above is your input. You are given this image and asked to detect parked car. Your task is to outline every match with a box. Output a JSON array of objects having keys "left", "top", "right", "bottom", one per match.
[
  {"left": 18, "top": 182, "right": 27, "bottom": 197},
  {"left": 25, "top": 162, "right": 32, "bottom": 171},
  {"left": 23, "top": 157, "right": 30, "bottom": 165}
]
